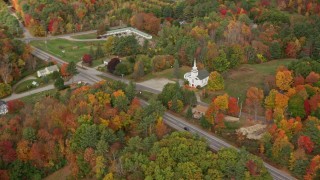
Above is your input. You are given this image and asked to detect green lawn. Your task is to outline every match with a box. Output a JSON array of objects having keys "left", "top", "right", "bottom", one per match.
[
  {"left": 14, "top": 79, "right": 42, "bottom": 94},
  {"left": 20, "top": 89, "right": 57, "bottom": 104},
  {"left": 30, "top": 39, "right": 104, "bottom": 63},
  {"left": 136, "top": 66, "right": 190, "bottom": 82},
  {"left": 71, "top": 33, "right": 97, "bottom": 40},
  {"left": 202, "top": 59, "right": 297, "bottom": 103}
]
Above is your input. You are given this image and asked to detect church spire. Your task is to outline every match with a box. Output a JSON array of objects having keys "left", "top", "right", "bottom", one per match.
[{"left": 191, "top": 59, "right": 198, "bottom": 78}]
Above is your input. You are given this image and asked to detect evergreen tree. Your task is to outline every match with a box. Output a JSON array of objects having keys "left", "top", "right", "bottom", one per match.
[
  {"left": 54, "top": 77, "right": 65, "bottom": 90},
  {"left": 270, "top": 42, "right": 282, "bottom": 59},
  {"left": 312, "top": 35, "right": 320, "bottom": 60},
  {"left": 67, "top": 61, "right": 78, "bottom": 82},
  {"left": 95, "top": 44, "right": 104, "bottom": 60},
  {"left": 200, "top": 115, "right": 211, "bottom": 129},
  {"left": 212, "top": 51, "right": 230, "bottom": 72},
  {"left": 125, "top": 81, "right": 136, "bottom": 102},
  {"left": 186, "top": 106, "right": 193, "bottom": 120},
  {"left": 173, "top": 59, "right": 180, "bottom": 79},
  {"left": 89, "top": 46, "right": 95, "bottom": 59}
]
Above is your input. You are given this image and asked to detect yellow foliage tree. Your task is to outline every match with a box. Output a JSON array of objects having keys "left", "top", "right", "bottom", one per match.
[
  {"left": 207, "top": 71, "right": 224, "bottom": 91},
  {"left": 276, "top": 70, "right": 293, "bottom": 91},
  {"left": 213, "top": 93, "right": 229, "bottom": 111},
  {"left": 275, "top": 92, "right": 289, "bottom": 110},
  {"left": 103, "top": 173, "right": 114, "bottom": 180}
]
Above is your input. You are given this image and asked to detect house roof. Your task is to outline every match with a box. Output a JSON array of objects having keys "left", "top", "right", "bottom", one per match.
[
  {"left": 0, "top": 100, "right": 6, "bottom": 106},
  {"left": 198, "top": 69, "right": 209, "bottom": 80},
  {"left": 192, "top": 105, "right": 208, "bottom": 113},
  {"left": 46, "top": 65, "right": 59, "bottom": 72}
]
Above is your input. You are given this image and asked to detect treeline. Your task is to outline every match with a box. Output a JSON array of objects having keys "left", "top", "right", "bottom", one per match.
[
  {"left": 0, "top": 24, "right": 42, "bottom": 98},
  {"left": 0, "top": 0, "right": 22, "bottom": 36},
  {"left": 0, "top": 81, "right": 271, "bottom": 179},
  {"left": 11, "top": 0, "right": 111, "bottom": 36}
]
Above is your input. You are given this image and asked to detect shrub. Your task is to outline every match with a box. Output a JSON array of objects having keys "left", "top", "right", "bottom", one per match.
[
  {"left": 82, "top": 54, "right": 93, "bottom": 66},
  {"left": 0, "top": 83, "right": 12, "bottom": 98},
  {"left": 107, "top": 58, "right": 120, "bottom": 73}
]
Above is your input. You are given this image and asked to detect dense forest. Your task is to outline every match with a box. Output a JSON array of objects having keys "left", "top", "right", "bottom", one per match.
[
  {"left": 0, "top": 23, "right": 42, "bottom": 98},
  {"left": 0, "top": 81, "right": 271, "bottom": 179}
]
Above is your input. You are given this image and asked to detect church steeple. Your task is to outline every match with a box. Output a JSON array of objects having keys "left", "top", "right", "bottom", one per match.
[{"left": 191, "top": 59, "right": 198, "bottom": 78}]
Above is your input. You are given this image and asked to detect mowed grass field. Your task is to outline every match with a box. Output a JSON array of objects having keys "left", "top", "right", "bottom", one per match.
[
  {"left": 30, "top": 39, "right": 103, "bottom": 63},
  {"left": 137, "top": 66, "right": 190, "bottom": 82},
  {"left": 203, "top": 59, "right": 297, "bottom": 103}
]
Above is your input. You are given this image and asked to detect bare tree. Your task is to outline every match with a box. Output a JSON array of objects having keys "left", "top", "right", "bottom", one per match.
[{"left": 0, "top": 55, "right": 12, "bottom": 84}]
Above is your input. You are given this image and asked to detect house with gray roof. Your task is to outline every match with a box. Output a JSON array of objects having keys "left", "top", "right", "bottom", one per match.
[
  {"left": 37, "top": 65, "right": 59, "bottom": 77},
  {"left": 0, "top": 100, "right": 8, "bottom": 115},
  {"left": 184, "top": 60, "right": 209, "bottom": 88}
]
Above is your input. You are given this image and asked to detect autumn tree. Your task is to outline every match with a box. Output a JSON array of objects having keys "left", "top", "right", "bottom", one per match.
[
  {"left": 245, "top": 87, "right": 264, "bottom": 120},
  {"left": 0, "top": 55, "right": 12, "bottom": 84},
  {"left": 298, "top": 135, "right": 314, "bottom": 153},
  {"left": 82, "top": 54, "right": 93, "bottom": 66},
  {"left": 207, "top": 71, "right": 224, "bottom": 91},
  {"left": 155, "top": 117, "right": 167, "bottom": 138},
  {"left": 276, "top": 70, "right": 293, "bottom": 91},
  {"left": 133, "top": 60, "right": 144, "bottom": 79},
  {"left": 305, "top": 72, "right": 320, "bottom": 84},
  {"left": 107, "top": 58, "right": 120, "bottom": 73},
  {"left": 228, "top": 97, "right": 240, "bottom": 116}
]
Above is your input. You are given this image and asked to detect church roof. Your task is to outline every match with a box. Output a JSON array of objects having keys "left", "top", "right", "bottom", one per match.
[{"left": 198, "top": 69, "right": 209, "bottom": 80}]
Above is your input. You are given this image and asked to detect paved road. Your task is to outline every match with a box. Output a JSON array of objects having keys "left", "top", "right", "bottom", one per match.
[{"left": 3, "top": 85, "right": 55, "bottom": 101}]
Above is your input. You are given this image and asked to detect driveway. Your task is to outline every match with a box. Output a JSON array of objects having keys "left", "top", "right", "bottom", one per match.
[{"left": 137, "top": 78, "right": 175, "bottom": 92}]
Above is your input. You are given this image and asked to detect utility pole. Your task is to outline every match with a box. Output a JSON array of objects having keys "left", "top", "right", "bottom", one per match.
[{"left": 45, "top": 31, "right": 48, "bottom": 50}]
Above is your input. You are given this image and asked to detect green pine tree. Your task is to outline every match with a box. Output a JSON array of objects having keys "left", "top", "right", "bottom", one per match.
[
  {"left": 186, "top": 106, "right": 193, "bottom": 120},
  {"left": 173, "top": 59, "right": 180, "bottom": 79}
]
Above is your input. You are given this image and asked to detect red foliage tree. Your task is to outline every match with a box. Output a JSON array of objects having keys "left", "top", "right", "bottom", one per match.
[
  {"left": 305, "top": 72, "right": 320, "bottom": 84},
  {"left": 304, "top": 100, "right": 311, "bottom": 117},
  {"left": 228, "top": 97, "right": 240, "bottom": 116},
  {"left": 246, "top": 160, "right": 258, "bottom": 176},
  {"left": 220, "top": 8, "right": 227, "bottom": 16},
  {"left": 298, "top": 135, "right": 314, "bottom": 153},
  {"left": 82, "top": 54, "right": 93, "bottom": 65},
  {"left": 7, "top": 99, "right": 24, "bottom": 113},
  {"left": 309, "top": 95, "right": 320, "bottom": 111},
  {"left": 107, "top": 58, "right": 120, "bottom": 73},
  {"left": 214, "top": 113, "right": 225, "bottom": 129},
  {"left": 0, "top": 141, "right": 17, "bottom": 163},
  {"left": 0, "top": 170, "right": 9, "bottom": 180},
  {"left": 60, "top": 63, "right": 69, "bottom": 77},
  {"left": 285, "top": 41, "right": 298, "bottom": 58},
  {"left": 293, "top": 75, "right": 305, "bottom": 87}
]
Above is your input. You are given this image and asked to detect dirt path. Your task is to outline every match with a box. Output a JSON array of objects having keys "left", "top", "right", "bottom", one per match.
[{"left": 44, "top": 165, "right": 71, "bottom": 180}]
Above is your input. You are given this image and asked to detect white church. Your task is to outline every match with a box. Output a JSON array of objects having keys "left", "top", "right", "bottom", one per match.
[{"left": 184, "top": 60, "right": 209, "bottom": 88}]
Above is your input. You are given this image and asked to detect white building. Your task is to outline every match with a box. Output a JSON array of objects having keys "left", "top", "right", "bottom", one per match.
[
  {"left": 0, "top": 101, "right": 8, "bottom": 115},
  {"left": 37, "top": 65, "right": 59, "bottom": 77},
  {"left": 184, "top": 60, "right": 209, "bottom": 88}
]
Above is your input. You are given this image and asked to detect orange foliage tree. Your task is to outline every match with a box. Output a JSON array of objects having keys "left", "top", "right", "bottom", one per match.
[{"left": 276, "top": 70, "right": 293, "bottom": 91}]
